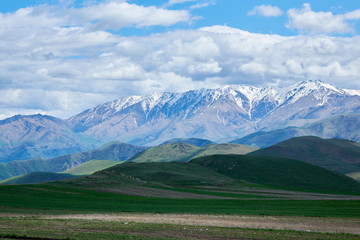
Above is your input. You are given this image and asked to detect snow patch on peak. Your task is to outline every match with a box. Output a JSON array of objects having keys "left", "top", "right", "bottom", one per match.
[
  {"left": 344, "top": 89, "right": 360, "bottom": 96},
  {"left": 281, "top": 80, "right": 345, "bottom": 104},
  {"left": 113, "top": 96, "right": 143, "bottom": 113}
]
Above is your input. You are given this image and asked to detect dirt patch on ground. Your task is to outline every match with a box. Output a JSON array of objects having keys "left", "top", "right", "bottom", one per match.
[
  {"left": 45, "top": 213, "right": 360, "bottom": 235},
  {"left": 96, "top": 186, "right": 234, "bottom": 199}
]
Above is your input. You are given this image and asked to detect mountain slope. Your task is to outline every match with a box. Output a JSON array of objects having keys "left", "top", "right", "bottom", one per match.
[
  {"left": 90, "top": 162, "right": 238, "bottom": 187},
  {"left": 62, "top": 160, "right": 120, "bottom": 176},
  {"left": 190, "top": 154, "right": 360, "bottom": 193},
  {"left": 0, "top": 114, "right": 98, "bottom": 162},
  {"left": 231, "top": 114, "right": 360, "bottom": 148},
  {"left": 191, "top": 143, "right": 257, "bottom": 159},
  {"left": 67, "top": 80, "right": 360, "bottom": 146},
  {"left": 250, "top": 136, "right": 360, "bottom": 174},
  {"left": 160, "top": 138, "right": 216, "bottom": 147},
  {"left": 0, "top": 172, "right": 76, "bottom": 185},
  {"left": 128, "top": 143, "right": 202, "bottom": 163},
  {"left": 0, "top": 142, "right": 146, "bottom": 180},
  {"left": 128, "top": 143, "right": 255, "bottom": 163}
]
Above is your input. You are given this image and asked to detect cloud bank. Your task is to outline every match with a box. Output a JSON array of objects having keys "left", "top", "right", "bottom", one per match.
[
  {"left": 287, "top": 3, "right": 360, "bottom": 34},
  {"left": 0, "top": 2, "right": 360, "bottom": 119}
]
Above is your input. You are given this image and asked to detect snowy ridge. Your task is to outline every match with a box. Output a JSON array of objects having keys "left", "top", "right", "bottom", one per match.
[
  {"left": 67, "top": 80, "right": 360, "bottom": 145},
  {"left": 72, "top": 80, "right": 355, "bottom": 122}
]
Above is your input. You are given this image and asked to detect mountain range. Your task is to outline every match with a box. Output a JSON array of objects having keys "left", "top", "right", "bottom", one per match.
[{"left": 1, "top": 80, "right": 360, "bottom": 161}]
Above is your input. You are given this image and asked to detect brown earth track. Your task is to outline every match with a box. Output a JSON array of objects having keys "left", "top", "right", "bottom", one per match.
[{"left": 44, "top": 213, "right": 360, "bottom": 235}]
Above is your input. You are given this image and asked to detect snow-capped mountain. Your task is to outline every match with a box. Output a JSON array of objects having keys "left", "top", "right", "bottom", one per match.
[{"left": 68, "top": 80, "right": 360, "bottom": 146}]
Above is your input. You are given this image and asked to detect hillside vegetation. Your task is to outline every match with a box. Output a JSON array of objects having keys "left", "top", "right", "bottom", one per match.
[
  {"left": 0, "top": 142, "right": 146, "bottom": 180},
  {"left": 0, "top": 172, "right": 76, "bottom": 184},
  {"left": 250, "top": 136, "right": 360, "bottom": 174},
  {"left": 190, "top": 154, "right": 360, "bottom": 193},
  {"left": 128, "top": 143, "right": 256, "bottom": 163},
  {"left": 62, "top": 160, "right": 120, "bottom": 176}
]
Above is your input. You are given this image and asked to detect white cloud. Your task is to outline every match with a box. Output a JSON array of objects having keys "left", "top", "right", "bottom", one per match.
[
  {"left": 248, "top": 5, "right": 282, "bottom": 17},
  {"left": 344, "top": 9, "right": 360, "bottom": 20},
  {"left": 167, "top": 0, "right": 197, "bottom": 6},
  {"left": 1, "top": 2, "right": 360, "bottom": 119},
  {"left": 76, "top": 2, "right": 190, "bottom": 28},
  {"left": 286, "top": 3, "right": 360, "bottom": 34}
]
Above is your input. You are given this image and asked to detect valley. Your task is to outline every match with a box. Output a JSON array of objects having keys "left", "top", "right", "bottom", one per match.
[{"left": 1, "top": 81, "right": 360, "bottom": 239}]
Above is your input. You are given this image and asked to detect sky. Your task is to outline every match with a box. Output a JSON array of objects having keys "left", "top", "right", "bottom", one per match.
[{"left": 0, "top": 0, "right": 360, "bottom": 119}]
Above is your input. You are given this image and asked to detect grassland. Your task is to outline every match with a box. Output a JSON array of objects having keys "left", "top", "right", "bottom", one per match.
[
  {"left": 62, "top": 160, "right": 119, "bottom": 175},
  {"left": 190, "top": 154, "right": 360, "bottom": 194},
  {"left": 1, "top": 215, "right": 360, "bottom": 240},
  {"left": 1, "top": 184, "right": 360, "bottom": 217},
  {"left": 2, "top": 151, "right": 360, "bottom": 239},
  {"left": 250, "top": 136, "right": 360, "bottom": 174},
  {"left": 128, "top": 143, "right": 256, "bottom": 163}
]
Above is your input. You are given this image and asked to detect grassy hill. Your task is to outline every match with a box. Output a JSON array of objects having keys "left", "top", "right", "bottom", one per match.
[
  {"left": 192, "top": 143, "right": 257, "bottom": 158},
  {"left": 347, "top": 172, "right": 360, "bottom": 182},
  {"left": 128, "top": 143, "right": 202, "bottom": 163},
  {"left": 128, "top": 143, "right": 256, "bottom": 163},
  {"left": 62, "top": 160, "right": 119, "bottom": 176},
  {"left": 0, "top": 172, "right": 76, "bottom": 184},
  {"left": 190, "top": 154, "right": 360, "bottom": 193},
  {"left": 160, "top": 138, "right": 216, "bottom": 147},
  {"left": 231, "top": 114, "right": 360, "bottom": 148},
  {"left": 0, "top": 142, "right": 146, "bottom": 180},
  {"left": 68, "top": 153, "right": 360, "bottom": 194},
  {"left": 250, "top": 136, "right": 360, "bottom": 174},
  {"left": 85, "top": 161, "right": 238, "bottom": 187}
]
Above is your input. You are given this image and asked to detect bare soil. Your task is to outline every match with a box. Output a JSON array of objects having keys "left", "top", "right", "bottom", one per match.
[{"left": 44, "top": 213, "right": 360, "bottom": 235}]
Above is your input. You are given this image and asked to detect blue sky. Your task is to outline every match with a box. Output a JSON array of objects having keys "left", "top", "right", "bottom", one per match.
[
  {"left": 0, "top": 0, "right": 360, "bottom": 118},
  {"left": 1, "top": 0, "right": 360, "bottom": 36}
]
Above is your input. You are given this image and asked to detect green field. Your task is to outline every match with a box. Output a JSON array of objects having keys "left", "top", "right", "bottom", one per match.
[
  {"left": 2, "top": 152, "right": 360, "bottom": 239},
  {"left": 0, "top": 184, "right": 359, "bottom": 217}
]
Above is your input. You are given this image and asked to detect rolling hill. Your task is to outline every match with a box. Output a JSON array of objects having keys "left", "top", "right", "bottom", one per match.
[
  {"left": 249, "top": 136, "right": 360, "bottom": 174},
  {"left": 190, "top": 154, "right": 360, "bottom": 193},
  {"left": 128, "top": 143, "right": 256, "bottom": 163},
  {"left": 62, "top": 160, "right": 120, "bottom": 176},
  {"left": 231, "top": 114, "right": 360, "bottom": 148},
  {"left": 0, "top": 172, "right": 76, "bottom": 185},
  {"left": 87, "top": 161, "right": 238, "bottom": 187},
  {"left": 65, "top": 153, "right": 360, "bottom": 195},
  {"left": 0, "top": 142, "right": 146, "bottom": 180},
  {"left": 128, "top": 143, "right": 202, "bottom": 163}
]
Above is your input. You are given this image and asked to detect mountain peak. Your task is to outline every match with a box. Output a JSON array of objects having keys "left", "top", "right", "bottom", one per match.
[{"left": 66, "top": 80, "right": 360, "bottom": 146}]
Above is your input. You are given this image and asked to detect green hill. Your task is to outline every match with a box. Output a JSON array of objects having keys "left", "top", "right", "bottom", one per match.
[
  {"left": 62, "top": 160, "right": 119, "bottom": 176},
  {"left": 190, "top": 154, "right": 360, "bottom": 193},
  {"left": 0, "top": 142, "right": 146, "bottom": 180},
  {"left": 160, "top": 138, "right": 216, "bottom": 147},
  {"left": 231, "top": 114, "right": 360, "bottom": 148},
  {"left": 250, "top": 136, "right": 360, "bottom": 174},
  {"left": 192, "top": 143, "right": 257, "bottom": 158},
  {"left": 128, "top": 143, "right": 256, "bottom": 163},
  {"left": 347, "top": 172, "right": 360, "bottom": 181},
  {"left": 85, "top": 161, "right": 238, "bottom": 187},
  {"left": 128, "top": 143, "right": 202, "bottom": 163},
  {"left": 1, "top": 172, "right": 76, "bottom": 184}
]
